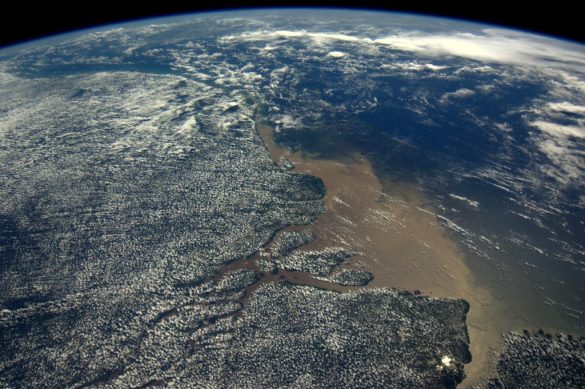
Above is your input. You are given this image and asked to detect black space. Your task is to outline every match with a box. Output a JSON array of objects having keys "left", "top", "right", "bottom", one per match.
[{"left": 1, "top": 1, "right": 583, "bottom": 48}]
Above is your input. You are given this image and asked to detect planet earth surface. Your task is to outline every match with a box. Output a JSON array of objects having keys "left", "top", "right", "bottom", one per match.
[{"left": 0, "top": 8, "right": 584, "bottom": 388}]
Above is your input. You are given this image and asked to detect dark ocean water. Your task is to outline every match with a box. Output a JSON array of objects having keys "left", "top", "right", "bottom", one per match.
[{"left": 274, "top": 85, "right": 585, "bottom": 334}]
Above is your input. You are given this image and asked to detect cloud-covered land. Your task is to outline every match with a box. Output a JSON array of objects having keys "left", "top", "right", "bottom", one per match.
[{"left": 0, "top": 10, "right": 584, "bottom": 387}]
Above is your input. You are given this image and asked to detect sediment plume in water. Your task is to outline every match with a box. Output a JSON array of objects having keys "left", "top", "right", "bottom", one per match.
[{"left": 256, "top": 123, "right": 518, "bottom": 387}]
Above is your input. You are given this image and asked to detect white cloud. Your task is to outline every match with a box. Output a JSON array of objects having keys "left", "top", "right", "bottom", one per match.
[
  {"left": 220, "top": 30, "right": 368, "bottom": 45},
  {"left": 381, "top": 62, "right": 447, "bottom": 71},
  {"left": 535, "top": 137, "right": 584, "bottom": 184},
  {"left": 274, "top": 114, "right": 302, "bottom": 129},
  {"left": 545, "top": 101, "right": 585, "bottom": 115},
  {"left": 525, "top": 101, "right": 585, "bottom": 184},
  {"left": 529, "top": 120, "right": 585, "bottom": 139},
  {"left": 425, "top": 63, "right": 447, "bottom": 71},
  {"left": 440, "top": 88, "right": 476, "bottom": 103},
  {"left": 449, "top": 194, "right": 480, "bottom": 208},
  {"left": 476, "top": 84, "right": 496, "bottom": 93},
  {"left": 454, "top": 65, "right": 495, "bottom": 74},
  {"left": 374, "top": 29, "right": 585, "bottom": 72},
  {"left": 495, "top": 122, "right": 513, "bottom": 132},
  {"left": 326, "top": 51, "right": 346, "bottom": 58}
]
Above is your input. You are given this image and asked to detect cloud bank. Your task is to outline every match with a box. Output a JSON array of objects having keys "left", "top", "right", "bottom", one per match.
[{"left": 221, "top": 28, "right": 585, "bottom": 72}]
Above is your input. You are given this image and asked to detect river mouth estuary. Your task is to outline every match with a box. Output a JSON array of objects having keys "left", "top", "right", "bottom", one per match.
[
  {"left": 257, "top": 120, "right": 585, "bottom": 387},
  {"left": 1, "top": 9, "right": 585, "bottom": 388}
]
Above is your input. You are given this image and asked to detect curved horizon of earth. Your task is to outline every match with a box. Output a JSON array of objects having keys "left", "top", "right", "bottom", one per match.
[{"left": 0, "top": 8, "right": 584, "bottom": 388}]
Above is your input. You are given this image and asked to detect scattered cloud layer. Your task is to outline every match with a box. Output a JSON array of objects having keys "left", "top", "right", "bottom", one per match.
[
  {"left": 221, "top": 26, "right": 585, "bottom": 186},
  {"left": 525, "top": 99, "right": 585, "bottom": 184},
  {"left": 222, "top": 28, "right": 585, "bottom": 72},
  {"left": 380, "top": 62, "right": 447, "bottom": 72}
]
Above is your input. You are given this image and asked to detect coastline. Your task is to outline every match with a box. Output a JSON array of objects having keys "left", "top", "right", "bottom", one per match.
[{"left": 256, "top": 122, "right": 508, "bottom": 387}]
